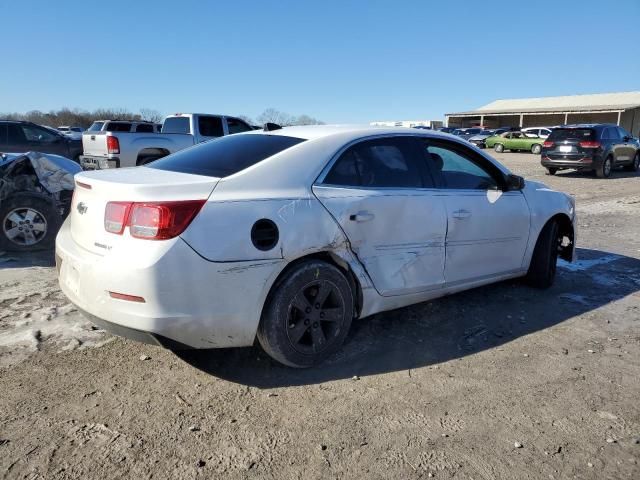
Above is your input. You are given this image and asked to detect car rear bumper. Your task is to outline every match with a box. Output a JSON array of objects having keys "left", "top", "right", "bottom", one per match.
[
  {"left": 55, "top": 219, "right": 285, "bottom": 349},
  {"left": 541, "top": 154, "right": 600, "bottom": 170},
  {"left": 80, "top": 155, "right": 120, "bottom": 170}
]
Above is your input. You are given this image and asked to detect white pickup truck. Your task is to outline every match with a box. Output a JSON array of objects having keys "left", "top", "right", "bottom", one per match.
[{"left": 79, "top": 113, "right": 254, "bottom": 169}]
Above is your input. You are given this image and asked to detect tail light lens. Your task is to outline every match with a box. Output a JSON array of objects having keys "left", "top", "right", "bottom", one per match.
[
  {"left": 579, "top": 140, "right": 601, "bottom": 149},
  {"left": 542, "top": 141, "right": 554, "bottom": 148},
  {"left": 106, "top": 136, "right": 120, "bottom": 154},
  {"left": 104, "top": 202, "right": 132, "bottom": 234},
  {"left": 104, "top": 200, "right": 205, "bottom": 240}
]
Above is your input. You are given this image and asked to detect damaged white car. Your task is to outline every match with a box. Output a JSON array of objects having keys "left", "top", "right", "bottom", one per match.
[
  {"left": 1, "top": 152, "right": 80, "bottom": 251},
  {"left": 56, "top": 126, "right": 576, "bottom": 367}
]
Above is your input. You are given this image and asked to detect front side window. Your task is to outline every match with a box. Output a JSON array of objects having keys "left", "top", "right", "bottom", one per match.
[
  {"left": 423, "top": 141, "right": 499, "bottom": 190},
  {"left": 617, "top": 127, "right": 631, "bottom": 139},
  {"left": 21, "top": 125, "right": 58, "bottom": 143},
  {"left": 323, "top": 137, "right": 428, "bottom": 188},
  {"left": 226, "top": 118, "right": 252, "bottom": 134},
  {"left": 198, "top": 116, "right": 224, "bottom": 137}
]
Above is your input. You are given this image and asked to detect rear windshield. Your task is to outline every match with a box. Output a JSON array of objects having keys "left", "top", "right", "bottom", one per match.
[
  {"left": 162, "top": 117, "right": 190, "bottom": 134},
  {"left": 88, "top": 122, "right": 104, "bottom": 132},
  {"left": 105, "top": 122, "right": 132, "bottom": 132},
  {"left": 148, "top": 134, "right": 306, "bottom": 177},
  {"left": 548, "top": 128, "right": 595, "bottom": 141}
]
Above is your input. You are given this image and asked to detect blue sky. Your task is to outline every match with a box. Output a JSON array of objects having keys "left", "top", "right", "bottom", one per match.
[{"left": 1, "top": 0, "right": 638, "bottom": 123}]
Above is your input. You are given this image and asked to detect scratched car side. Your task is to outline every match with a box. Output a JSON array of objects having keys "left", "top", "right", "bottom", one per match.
[{"left": 56, "top": 126, "right": 576, "bottom": 367}]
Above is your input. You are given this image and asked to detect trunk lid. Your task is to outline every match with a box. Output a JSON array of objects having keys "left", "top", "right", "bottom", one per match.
[
  {"left": 82, "top": 132, "right": 110, "bottom": 158},
  {"left": 69, "top": 167, "right": 219, "bottom": 255}
]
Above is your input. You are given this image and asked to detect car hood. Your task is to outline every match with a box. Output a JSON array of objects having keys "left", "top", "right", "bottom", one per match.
[
  {"left": 468, "top": 134, "right": 490, "bottom": 141},
  {"left": 0, "top": 151, "right": 81, "bottom": 194}
]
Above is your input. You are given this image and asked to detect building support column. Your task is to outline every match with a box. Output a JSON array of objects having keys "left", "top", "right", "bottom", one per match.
[
  {"left": 564, "top": 113, "right": 568, "bottom": 124},
  {"left": 519, "top": 114, "right": 523, "bottom": 127},
  {"left": 480, "top": 115, "right": 484, "bottom": 127},
  {"left": 616, "top": 111, "right": 622, "bottom": 126}
]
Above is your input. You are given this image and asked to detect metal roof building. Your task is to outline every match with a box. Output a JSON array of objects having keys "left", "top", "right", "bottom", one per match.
[{"left": 446, "top": 91, "right": 640, "bottom": 135}]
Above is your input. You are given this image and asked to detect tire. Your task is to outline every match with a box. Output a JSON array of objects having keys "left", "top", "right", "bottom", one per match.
[
  {"left": 494, "top": 144, "right": 504, "bottom": 153},
  {"left": 257, "top": 260, "right": 354, "bottom": 368},
  {"left": 624, "top": 151, "right": 640, "bottom": 172},
  {"left": 531, "top": 144, "right": 542, "bottom": 154},
  {"left": 546, "top": 168, "right": 557, "bottom": 176},
  {"left": 0, "top": 195, "right": 60, "bottom": 252},
  {"left": 596, "top": 156, "right": 613, "bottom": 178},
  {"left": 525, "top": 220, "right": 559, "bottom": 289}
]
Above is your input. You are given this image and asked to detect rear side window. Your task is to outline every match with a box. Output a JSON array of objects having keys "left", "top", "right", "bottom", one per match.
[
  {"left": 88, "top": 122, "right": 104, "bottom": 132},
  {"left": 148, "top": 134, "right": 305, "bottom": 178},
  {"left": 105, "top": 122, "right": 132, "bottom": 132},
  {"left": 323, "top": 137, "right": 428, "bottom": 188},
  {"left": 0, "top": 124, "right": 7, "bottom": 145},
  {"left": 162, "top": 117, "right": 190, "bottom": 134},
  {"left": 135, "top": 124, "right": 154, "bottom": 133},
  {"left": 548, "top": 128, "right": 595, "bottom": 141},
  {"left": 198, "top": 116, "right": 224, "bottom": 137},
  {"left": 226, "top": 118, "right": 252, "bottom": 134}
]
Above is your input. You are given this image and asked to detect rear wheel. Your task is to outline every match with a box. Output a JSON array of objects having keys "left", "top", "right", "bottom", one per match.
[
  {"left": 531, "top": 144, "right": 542, "bottom": 154},
  {"left": 494, "top": 144, "right": 504, "bottom": 153},
  {"left": 0, "top": 195, "right": 59, "bottom": 252},
  {"left": 525, "top": 220, "right": 559, "bottom": 289},
  {"left": 624, "top": 152, "right": 640, "bottom": 172},
  {"left": 596, "top": 156, "right": 613, "bottom": 178},
  {"left": 257, "top": 260, "right": 354, "bottom": 368},
  {"left": 546, "top": 168, "right": 557, "bottom": 176},
  {"left": 137, "top": 155, "right": 163, "bottom": 166}
]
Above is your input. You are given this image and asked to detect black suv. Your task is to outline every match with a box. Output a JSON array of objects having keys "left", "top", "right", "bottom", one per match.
[
  {"left": 0, "top": 120, "right": 83, "bottom": 162},
  {"left": 541, "top": 124, "right": 640, "bottom": 178}
]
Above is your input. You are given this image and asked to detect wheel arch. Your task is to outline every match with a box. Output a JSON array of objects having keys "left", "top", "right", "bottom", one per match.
[
  {"left": 543, "top": 213, "right": 574, "bottom": 262},
  {"left": 261, "top": 251, "right": 364, "bottom": 323},
  {"left": 136, "top": 148, "right": 170, "bottom": 165}
]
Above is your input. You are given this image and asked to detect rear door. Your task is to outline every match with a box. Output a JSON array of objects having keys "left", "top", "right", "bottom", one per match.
[
  {"left": 420, "top": 138, "right": 530, "bottom": 284},
  {"left": 313, "top": 135, "right": 447, "bottom": 296},
  {"left": 616, "top": 127, "right": 635, "bottom": 163},
  {"left": 8, "top": 123, "right": 67, "bottom": 156}
]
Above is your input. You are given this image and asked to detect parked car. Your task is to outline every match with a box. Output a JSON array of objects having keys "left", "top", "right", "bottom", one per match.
[
  {"left": 452, "top": 128, "right": 485, "bottom": 141},
  {"left": 468, "top": 127, "right": 514, "bottom": 148},
  {"left": 436, "top": 127, "right": 457, "bottom": 134},
  {"left": 57, "top": 126, "right": 84, "bottom": 140},
  {"left": 0, "top": 120, "right": 83, "bottom": 162},
  {"left": 541, "top": 124, "right": 640, "bottom": 178},
  {"left": 486, "top": 131, "right": 545, "bottom": 154},
  {"left": 80, "top": 113, "right": 254, "bottom": 169},
  {"left": 0, "top": 152, "right": 80, "bottom": 251},
  {"left": 57, "top": 126, "right": 576, "bottom": 368},
  {"left": 522, "top": 127, "right": 552, "bottom": 139}
]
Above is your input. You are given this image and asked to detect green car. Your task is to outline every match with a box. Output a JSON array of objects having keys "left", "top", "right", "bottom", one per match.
[{"left": 485, "top": 131, "right": 544, "bottom": 154}]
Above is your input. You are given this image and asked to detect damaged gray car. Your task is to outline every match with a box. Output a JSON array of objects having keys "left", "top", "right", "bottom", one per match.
[{"left": 0, "top": 152, "right": 80, "bottom": 251}]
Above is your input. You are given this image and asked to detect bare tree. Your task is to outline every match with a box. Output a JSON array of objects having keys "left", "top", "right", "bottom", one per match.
[{"left": 139, "top": 108, "right": 164, "bottom": 123}]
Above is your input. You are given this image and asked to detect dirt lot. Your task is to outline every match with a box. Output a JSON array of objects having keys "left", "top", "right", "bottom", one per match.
[{"left": 1, "top": 152, "right": 639, "bottom": 479}]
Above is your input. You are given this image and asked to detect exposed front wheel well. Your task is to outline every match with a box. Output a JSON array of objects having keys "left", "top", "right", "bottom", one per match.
[
  {"left": 136, "top": 148, "right": 170, "bottom": 166},
  {"left": 546, "top": 213, "right": 574, "bottom": 261}
]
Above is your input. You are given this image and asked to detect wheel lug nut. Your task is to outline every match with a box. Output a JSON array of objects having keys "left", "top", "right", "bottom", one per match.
[
  {"left": 305, "top": 307, "right": 311, "bottom": 313},
  {"left": 320, "top": 312, "right": 325, "bottom": 319},
  {"left": 313, "top": 322, "right": 318, "bottom": 328},
  {"left": 304, "top": 319, "right": 310, "bottom": 325},
  {"left": 315, "top": 303, "right": 320, "bottom": 309}
]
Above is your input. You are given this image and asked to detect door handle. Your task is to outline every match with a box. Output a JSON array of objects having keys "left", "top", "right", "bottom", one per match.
[
  {"left": 452, "top": 209, "right": 471, "bottom": 219},
  {"left": 349, "top": 211, "right": 375, "bottom": 222}
]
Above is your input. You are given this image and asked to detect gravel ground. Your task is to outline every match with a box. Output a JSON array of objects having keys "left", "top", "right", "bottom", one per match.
[{"left": 1, "top": 152, "right": 639, "bottom": 479}]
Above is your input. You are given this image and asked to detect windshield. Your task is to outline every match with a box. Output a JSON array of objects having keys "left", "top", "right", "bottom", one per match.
[{"left": 148, "top": 134, "right": 306, "bottom": 178}]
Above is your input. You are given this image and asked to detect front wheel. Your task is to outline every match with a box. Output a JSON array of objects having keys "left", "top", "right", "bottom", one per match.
[
  {"left": 257, "top": 260, "right": 354, "bottom": 368},
  {"left": 531, "top": 144, "right": 542, "bottom": 154},
  {"left": 624, "top": 152, "right": 640, "bottom": 172},
  {"left": 596, "top": 156, "right": 613, "bottom": 178},
  {"left": 525, "top": 220, "right": 559, "bottom": 289},
  {"left": 0, "top": 195, "right": 60, "bottom": 252},
  {"left": 494, "top": 144, "right": 504, "bottom": 153}
]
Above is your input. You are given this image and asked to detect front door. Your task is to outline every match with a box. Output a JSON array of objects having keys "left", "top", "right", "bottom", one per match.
[
  {"left": 313, "top": 136, "right": 447, "bottom": 296},
  {"left": 419, "top": 138, "right": 531, "bottom": 284}
]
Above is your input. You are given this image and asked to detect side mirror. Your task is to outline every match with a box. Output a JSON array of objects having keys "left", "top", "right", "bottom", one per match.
[{"left": 505, "top": 174, "right": 525, "bottom": 191}]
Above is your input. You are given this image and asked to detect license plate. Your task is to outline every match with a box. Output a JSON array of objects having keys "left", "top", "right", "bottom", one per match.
[{"left": 559, "top": 146, "right": 573, "bottom": 153}]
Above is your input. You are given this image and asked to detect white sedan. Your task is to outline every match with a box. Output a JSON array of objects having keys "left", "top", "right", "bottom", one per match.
[{"left": 56, "top": 126, "right": 576, "bottom": 367}]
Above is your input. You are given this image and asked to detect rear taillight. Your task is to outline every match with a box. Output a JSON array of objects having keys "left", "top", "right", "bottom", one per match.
[
  {"left": 104, "top": 200, "right": 205, "bottom": 240},
  {"left": 106, "top": 136, "right": 120, "bottom": 154},
  {"left": 579, "top": 140, "right": 601, "bottom": 149},
  {"left": 542, "top": 141, "right": 554, "bottom": 148},
  {"left": 104, "top": 202, "right": 132, "bottom": 234}
]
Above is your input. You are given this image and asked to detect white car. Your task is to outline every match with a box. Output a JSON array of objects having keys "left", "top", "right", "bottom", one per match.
[
  {"left": 522, "top": 127, "right": 553, "bottom": 139},
  {"left": 56, "top": 126, "right": 576, "bottom": 367}
]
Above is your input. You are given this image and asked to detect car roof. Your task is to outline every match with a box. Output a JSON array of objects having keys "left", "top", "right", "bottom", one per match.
[
  {"left": 558, "top": 123, "right": 616, "bottom": 129},
  {"left": 246, "top": 124, "right": 459, "bottom": 142}
]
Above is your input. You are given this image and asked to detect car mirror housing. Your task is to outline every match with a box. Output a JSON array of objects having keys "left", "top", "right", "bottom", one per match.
[{"left": 505, "top": 174, "right": 525, "bottom": 191}]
